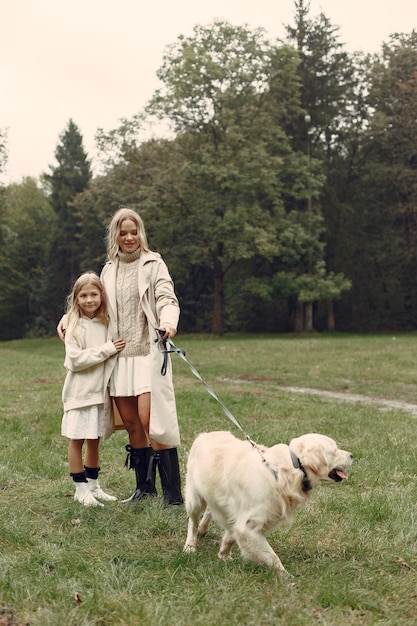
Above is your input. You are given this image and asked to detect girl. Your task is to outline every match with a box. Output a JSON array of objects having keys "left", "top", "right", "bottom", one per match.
[{"left": 61, "top": 272, "right": 125, "bottom": 506}]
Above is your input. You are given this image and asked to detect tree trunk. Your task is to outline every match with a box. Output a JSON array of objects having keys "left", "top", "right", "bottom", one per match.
[
  {"left": 304, "top": 301, "right": 313, "bottom": 331},
  {"left": 212, "top": 258, "right": 224, "bottom": 336},
  {"left": 295, "top": 300, "right": 304, "bottom": 333},
  {"left": 327, "top": 300, "right": 335, "bottom": 331}
]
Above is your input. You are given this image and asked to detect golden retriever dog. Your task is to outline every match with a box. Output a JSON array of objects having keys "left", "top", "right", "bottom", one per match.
[{"left": 183, "top": 431, "right": 352, "bottom": 574}]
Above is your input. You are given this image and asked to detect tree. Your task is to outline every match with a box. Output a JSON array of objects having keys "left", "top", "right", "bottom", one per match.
[
  {"left": 342, "top": 32, "right": 417, "bottom": 330},
  {"left": 90, "top": 18, "right": 338, "bottom": 334},
  {"left": 284, "top": 0, "right": 355, "bottom": 330},
  {"left": 45, "top": 119, "right": 92, "bottom": 322},
  {"left": 285, "top": 0, "right": 359, "bottom": 153},
  {"left": 0, "top": 178, "right": 55, "bottom": 339},
  {"left": 145, "top": 21, "right": 304, "bottom": 335}
]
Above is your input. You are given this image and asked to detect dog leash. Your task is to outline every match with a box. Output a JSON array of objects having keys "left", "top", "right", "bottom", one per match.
[
  {"left": 154, "top": 329, "right": 278, "bottom": 478},
  {"left": 155, "top": 329, "right": 312, "bottom": 489}
]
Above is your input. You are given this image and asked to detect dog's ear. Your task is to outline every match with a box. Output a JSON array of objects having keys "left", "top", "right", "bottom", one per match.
[
  {"left": 290, "top": 436, "right": 329, "bottom": 479},
  {"left": 298, "top": 448, "right": 329, "bottom": 478}
]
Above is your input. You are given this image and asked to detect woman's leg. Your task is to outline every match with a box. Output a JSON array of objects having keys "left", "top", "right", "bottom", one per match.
[
  {"left": 138, "top": 392, "right": 170, "bottom": 451},
  {"left": 116, "top": 393, "right": 182, "bottom": 504},
  {"left": 115, "top": 395, "right": 156, "bottom": 502},
  {"left": 154, "top": 447, "right": 184, "bottom": 505},
  {"left": 114, "top": 396, "right": 148, "bottom": 447},
  {"left": 136, "top": 393, "right": 183, "bottom": 505}
]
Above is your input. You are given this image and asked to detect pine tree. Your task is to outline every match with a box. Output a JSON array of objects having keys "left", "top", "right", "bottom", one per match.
[
  {"left": 45, "top": 119, "right": 92, "bottom": 322},
  {"left": 284, "top": 0, "right": 355, "bottom": 330}
]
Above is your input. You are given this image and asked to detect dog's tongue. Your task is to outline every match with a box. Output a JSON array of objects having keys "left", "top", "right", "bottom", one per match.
[{"left": 336, "top": 469, "right": 348, "bottom": 479}]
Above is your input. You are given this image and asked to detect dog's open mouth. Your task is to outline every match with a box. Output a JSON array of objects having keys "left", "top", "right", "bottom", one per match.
[{"left": 328, "top": 468, "right": 349, "bottom": 482}]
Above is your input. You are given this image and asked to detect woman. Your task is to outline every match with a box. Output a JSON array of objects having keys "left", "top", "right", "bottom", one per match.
[{"left": 59, "top": 207, "right": 183, "bottom": 505}]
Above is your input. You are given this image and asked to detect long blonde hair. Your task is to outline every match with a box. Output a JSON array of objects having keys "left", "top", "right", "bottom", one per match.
[
  {"left": 66, "top": 272, "right": 108, "bottom": 334},
  {"left": 106, "top": 207, "right": 150, "bottom": 261}
]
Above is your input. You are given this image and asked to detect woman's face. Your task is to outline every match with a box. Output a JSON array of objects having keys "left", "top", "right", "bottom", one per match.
[{"left": 117, "top": 218, "right": 140, "bottom": 254}]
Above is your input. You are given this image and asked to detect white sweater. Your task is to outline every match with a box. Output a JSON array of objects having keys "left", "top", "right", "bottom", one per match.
[{"left": 62, "top": 316, "right": 118, "bottom": 412}]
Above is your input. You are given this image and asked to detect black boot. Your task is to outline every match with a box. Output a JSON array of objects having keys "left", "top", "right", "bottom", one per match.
[
  {"left": 155, "top": 448, "right": 184, "bottom": 505},
  {"left": 121, "top": 445, "right": 157, "bottom": 503}
]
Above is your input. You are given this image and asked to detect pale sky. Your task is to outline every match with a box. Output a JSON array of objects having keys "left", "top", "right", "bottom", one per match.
[{"left": 1, "top": 0, "right": 416, "bottom": 183}]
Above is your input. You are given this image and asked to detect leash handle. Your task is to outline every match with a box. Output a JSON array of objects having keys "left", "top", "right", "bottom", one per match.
[{"left": 155, "top": 328, "right": 169, "bottom": 375}]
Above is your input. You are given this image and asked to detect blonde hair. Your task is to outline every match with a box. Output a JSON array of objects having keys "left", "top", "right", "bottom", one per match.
[
  {"left": 66, "top": 272, "right": 108, "bottom": 334},
  {"left": 106, "top": 207, "right": 150, "bottom": 261}
]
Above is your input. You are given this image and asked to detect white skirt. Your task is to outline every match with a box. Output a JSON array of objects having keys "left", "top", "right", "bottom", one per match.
[
  {"left": 61, "top": 404, "right": 107, "bottom": 439},
  {"left": 110, "top": 355, "right": 152, "bottom": 397}
]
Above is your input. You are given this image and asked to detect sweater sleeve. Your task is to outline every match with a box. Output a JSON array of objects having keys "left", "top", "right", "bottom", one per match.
[
  {"left": 154, "top": 258, "right": 180, "bottom": 329},
  {"left": 64, "top": 332, "right": 118, "bottom": 372}
]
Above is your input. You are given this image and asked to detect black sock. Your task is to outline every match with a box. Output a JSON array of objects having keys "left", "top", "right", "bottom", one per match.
[
  {"left": 84, "top": 466, "right": 100, "bottom": 480},
  {"left": 71, "top": 471, "right": 87, "bottom": 483}
]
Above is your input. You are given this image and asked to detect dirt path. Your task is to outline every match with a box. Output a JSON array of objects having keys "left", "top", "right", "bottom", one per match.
[
  {"left": 280, "top": 386, "right": 417, "bottom": 417},
  {"left": 221, "top": 377, "right": 417, "bottom": 417}
]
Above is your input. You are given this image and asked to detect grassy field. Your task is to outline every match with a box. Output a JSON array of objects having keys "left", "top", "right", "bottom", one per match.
[{"left": 1, "top": 333, "right": 417, "bottom": 625}]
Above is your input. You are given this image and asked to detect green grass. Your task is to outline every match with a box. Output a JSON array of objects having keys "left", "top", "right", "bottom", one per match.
[{"left": 1, "top": 333, "right": 417, "bottom": 625}]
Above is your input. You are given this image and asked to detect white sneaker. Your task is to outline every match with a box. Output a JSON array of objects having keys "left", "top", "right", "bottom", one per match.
[
  {"left": 87, "top": 478, "right": 117, "bottom": 502},
  {"left": 74, "top": 482, "right": 103, "bottom": 507}
]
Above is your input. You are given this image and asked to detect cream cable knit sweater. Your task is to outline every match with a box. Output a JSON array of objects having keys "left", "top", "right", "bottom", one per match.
[{"left": 116, "top": 249, "right": 150, "bottom": 357}]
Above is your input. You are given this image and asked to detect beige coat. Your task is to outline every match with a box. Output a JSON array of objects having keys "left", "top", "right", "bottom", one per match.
[
  {"left": 62, "top": 316, "right": 118, "bottom": 440},
  {"left": 101, "top": 251, "right": 181, "bottom": 446}
]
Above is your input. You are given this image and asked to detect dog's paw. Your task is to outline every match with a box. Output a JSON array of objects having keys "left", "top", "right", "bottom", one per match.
[
  {"left": 183, "top": 544, "right": 196, "bottom": 554},
  {"left": 218, "top": 553, "right": 233, "bottom": 561},
  {"left": 277, "top": 567, "right": 292, "bottom": 577}
]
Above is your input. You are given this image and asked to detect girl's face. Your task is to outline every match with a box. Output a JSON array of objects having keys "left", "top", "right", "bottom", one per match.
[
  {"left": 77, "top": 284, "right": 102, "bottom": 319},
  {"left": 117, "top": 218, "right": 140, "bottom": 254}
]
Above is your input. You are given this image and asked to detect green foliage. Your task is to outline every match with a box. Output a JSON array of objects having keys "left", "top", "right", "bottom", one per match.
[
  {"left": 1, "top": 8, "right": 417, "bottom": 337},
  {"left": 150, "top": 20, "right": 273, "bottom": 132},
  {"left": 145, "top": 20, "right": 335, "bottom": 334},
  {"left": 44, "top": 119, "right": 92, "bottom": 323},
  {"left": 285, "top": 0, "right": 360, "bottom": 153},
  {"left": 0, "top": 178, "right": 55, "bottom": 338},
  {"left": 335, "top": 31, "right": 417, "bottom": 331},
  {"left": 2, "top": 334, "right": 417, "bottom": 624}
]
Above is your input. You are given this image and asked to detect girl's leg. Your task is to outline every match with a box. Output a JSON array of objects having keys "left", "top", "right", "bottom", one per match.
[
  {"left": 85, "top": 438, "right": 100, "bottom": 469},
  {"left": 68, "top": 439, "right": 102, "bottom": 507},
  {"left": 68, "top": 439, "right": 84, "bottom": 474},
  {"left": 84, "top": 438, "right": 116, "bottom": 502}
]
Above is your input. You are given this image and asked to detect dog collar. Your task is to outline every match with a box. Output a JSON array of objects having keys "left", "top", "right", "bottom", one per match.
[{"left": 290, "top": 450, "right": 312, "bottom": 492}]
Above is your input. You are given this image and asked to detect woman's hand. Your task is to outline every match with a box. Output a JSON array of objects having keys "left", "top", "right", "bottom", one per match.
[
  {"left": 57, "top": 315, "right": 68, "bottom": 341},
  {"left": 160, "top": 324, "right": 177, "bottom": 340}
]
